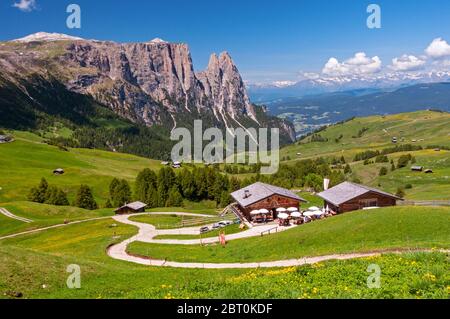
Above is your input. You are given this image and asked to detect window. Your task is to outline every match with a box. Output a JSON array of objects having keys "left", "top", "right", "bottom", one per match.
[{"left": 359, "top": 199, "right": 378, "bottom": 208}]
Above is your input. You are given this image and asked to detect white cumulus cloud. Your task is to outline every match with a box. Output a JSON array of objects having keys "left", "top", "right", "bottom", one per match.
[
  {"left": 12, "top": 0, "right": 36, "bottom": 12},
  {"left": 390, "top": 55, "right": 426, "bottom": 71},
  {"left": 322, "top": 52, "right": 382, "bottom": 76},
  {"left": 425, "top": 38, "right": 450, "bottom": 59}
]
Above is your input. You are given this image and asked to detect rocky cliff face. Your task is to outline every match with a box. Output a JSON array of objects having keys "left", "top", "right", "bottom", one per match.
[{"left": 0, "top": 33, "right": 295, "bottom": 142}]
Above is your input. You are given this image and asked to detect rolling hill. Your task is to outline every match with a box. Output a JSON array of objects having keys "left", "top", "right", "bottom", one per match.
[
  {"left": 0, "top": 131, "right": 162, "bottom": 204},
  {"left": 280, "top": 110, "right": 450, "bottom": 200},
  {"left": 281, "top": 110, "right": 450, "bottom": 160}
]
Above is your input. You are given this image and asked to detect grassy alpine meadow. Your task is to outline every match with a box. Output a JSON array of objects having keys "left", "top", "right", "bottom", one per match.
[
  {"left": 0, "top": 112, "right": 449, "bottom": 300},
  {"left": 0, "top": 201, "right": 114, "bottom": 237},
  {"left": 0, "top": 217, "right": 448, "bottom": 299},
  {"left": 281, "top": 111, "right": 450, "bottom": 162},
  {"left": 153, "top": 223, "right": 245, "bottom": 240},
  {"left": 127, "top": 207, "right": 450, "bottom": 263},
  {"left": 0, "top": 131, "right": 162, "bottom": 204},
  {"left": 349, "top": 149, "right": 450, "bottom": 200},
  {"left": 128, "top": 214, "right": 214, "bottom": 230}
]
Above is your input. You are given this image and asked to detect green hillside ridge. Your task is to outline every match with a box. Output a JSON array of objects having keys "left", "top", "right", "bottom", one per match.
[
  {"left": 1, "top": 110, "right": 449, "bottom": 207},
  {"left": 350, "top": 149, "right": 450, "bottom": 200},
  {"left": 281, "top": 110, "right": 450, "bottom": 161},
  {"left": 0, "top": 131, "right": 162, "bottom": 204},
  {"left": 0, "top": 202, "right": 113, "bottom": 237}
]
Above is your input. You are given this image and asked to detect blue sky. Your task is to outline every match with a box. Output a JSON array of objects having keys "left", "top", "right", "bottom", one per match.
[{"left": 2, "top": 0, "right": 450, "bottom": 83}]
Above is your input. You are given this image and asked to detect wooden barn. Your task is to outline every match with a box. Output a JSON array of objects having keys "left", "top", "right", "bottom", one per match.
[
  {"left": 317, "top": 182, "right": 402, "bottom": 214},
  {"left": 230, "top": 182, "right": 307, "bottom": 221},
  {"left": 114, "top": 201, "right": 147, "bottom": 215}
]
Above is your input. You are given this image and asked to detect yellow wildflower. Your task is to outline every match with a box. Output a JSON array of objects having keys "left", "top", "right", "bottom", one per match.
[{"left": 423, "top": 273, "right": 436, "bottom": 281}]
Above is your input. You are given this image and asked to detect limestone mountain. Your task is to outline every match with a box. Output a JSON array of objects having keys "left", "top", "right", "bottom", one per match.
[{"left": 0, "top": 32, "right": 295, "bottom": 144}]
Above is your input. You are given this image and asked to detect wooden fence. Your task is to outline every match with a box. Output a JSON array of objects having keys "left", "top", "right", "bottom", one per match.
[{"left": 398, "top": 200, "right": 450, "bottom": 207}]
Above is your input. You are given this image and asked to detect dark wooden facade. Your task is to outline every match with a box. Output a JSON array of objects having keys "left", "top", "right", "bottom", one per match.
[
  {"left": 238, "top": 194, "right": 301, "bottom": 220},
  {"left": 324, "top": 191, "right": 397, "bottom": 214},
  {"left": 114, "top": 206, "right": 146, "bottom": 215}
]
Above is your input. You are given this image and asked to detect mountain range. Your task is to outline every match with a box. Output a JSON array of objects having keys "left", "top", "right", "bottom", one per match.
[
  {"left": 269, "top": 83, "right": 450, "bottom": 136},
  {"left": 0, "top": 32, "right": 296, "bottom": 151},
  {"left": 247, "top": 72, "right": 450, "bottom": 103}
]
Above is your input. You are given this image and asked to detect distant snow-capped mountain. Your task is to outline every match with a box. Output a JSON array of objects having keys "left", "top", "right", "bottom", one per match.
[
  {"left": 247, "top": 71, "right": 450, "bottom": 102},
  {"left": 12, "top": 32, "right": 84, "bottom": 43}
]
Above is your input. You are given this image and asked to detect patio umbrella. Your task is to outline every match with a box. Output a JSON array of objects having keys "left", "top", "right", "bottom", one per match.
[
  {"left": 303, "top": 211, "right": 316, "bottom": 217},
  {"left": 276, "top": 207, "right": 287, "bottom": 212},
  {"left": 250, "top": 210, "right": 260, "bottom": 215},
  {"left": 259, "top": 209, "right": 270, "bottom": 214},
  {"left": 278, "top": 213, "right": 289, "bottom": 219},
  {"left": 290, "top": 211, "right": 302, "bottom": 218},
  {"left": 308, "top": 206, "right": 320, "bottom": 211},
  {"left": 287, "top": 207, "right": 298, "bottom": 212}
]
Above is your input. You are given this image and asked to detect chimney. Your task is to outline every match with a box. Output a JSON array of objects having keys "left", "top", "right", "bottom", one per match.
[
  {"left": 323, "top": 178, "right": 330, "bottom": 191},
  {"left": 243, "top": 190, "right": 250, "bottom": 199}
]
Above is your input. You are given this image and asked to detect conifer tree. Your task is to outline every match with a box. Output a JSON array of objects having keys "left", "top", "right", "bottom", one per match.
[
  {"left": 166, "top": 186, "right": 183, "bottom": 207},
  {"left": 74, "top": 185, "right": 98, "bottom": 210}
]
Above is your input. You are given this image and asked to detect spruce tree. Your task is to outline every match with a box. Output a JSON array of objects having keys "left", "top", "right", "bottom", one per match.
[
  {"left": 166, "top": 186, "right": 183, "bottom": 207},
  {"left": 28, "top": 178, "right": 49, "bottom": 203},
  {"left": 54, "top": 189, "right": 69, "bottom": 206},
  {"left": 146, "top": 187, "right": 159, "bottom": 208},
  {"left": 135, "top": 169, "right": 157, "bottom": 202},
  {"left": 112, "top": 180, "right": 132, "bottom": 207},
  {"left": 379, "top": 167, "right": 388, "bottom": 176},
  {"left": 74, "top": 185, "right": 98, "bottom": 210},
  {"left": 27, "top": 187, "right": 41, "bottom": 203},
  {"left": 44, "top": 185, "right": 59, "bottom": 205},
  {"left": 395, "top": 187, "right": 405, "bottom": 199},
  {"left": 104, "top": 199, "right": 113, "bottom": 208},
  {"left": 219, "top": 191, "right": 232, "bottom": 208},
  {"left": 180, "top": 169, "right": 196, "bottom": 200},
  {"left": 344, "top": 164, "right": 352, "bottom": 174},
  {"left": 109, "top": 178, "right": 120, "bottom": 202}
]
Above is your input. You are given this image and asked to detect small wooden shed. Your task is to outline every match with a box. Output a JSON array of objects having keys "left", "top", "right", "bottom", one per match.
[
  {"left": 115, "top": 201, "right": 147, "bottom": 215},
  {"left": 53, "top": 168, "right": 65, "bottom": 175}
]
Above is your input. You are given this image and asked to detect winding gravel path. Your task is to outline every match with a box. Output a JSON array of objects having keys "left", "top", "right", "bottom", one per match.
[
  {"left": 107, "top": 213, "right": 449, "bottom": 269},
  {"left": 0, "top": 207, "right": 33, "bottom": 223},
  {"left": 2, "top": 211, "right": 446, "bottom": 269}
]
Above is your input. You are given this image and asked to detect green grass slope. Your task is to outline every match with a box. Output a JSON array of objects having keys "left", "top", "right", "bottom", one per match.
[
  {"left": 0, "top": 201, "right": 114, "bottom": 237},
  {"left": 350, "top": 149, "right": 450, "bottom": 200},
  {"left": 0, "top": 131, "right": 162, "bottom": 204},
  {"left": 281, "top": 110, "right": 450, "bottom": 161},
  {"left": 0, "top": 217, "right": 447, "bottom": 298},
  {"left": 128, "top": 206, "right": 450, "bottom": 263}
]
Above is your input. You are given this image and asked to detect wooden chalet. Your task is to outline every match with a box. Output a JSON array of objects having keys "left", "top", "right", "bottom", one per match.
[
  {"left": 230, "top": 182, "right": 307, "bottom": 221},
  {"left": 317, "top": 182, "right": 402, "bottom": 214}
]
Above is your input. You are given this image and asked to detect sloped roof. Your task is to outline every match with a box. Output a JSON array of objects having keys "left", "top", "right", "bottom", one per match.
[
  {"left": 115, "top": 201, "right": 147, "bottom": 212},
  {"left": 231, "top": 182, "right": 306, "bottom": 207},
  {"left": 317, "top": 182, "right": 402, "bottom": 206}
]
